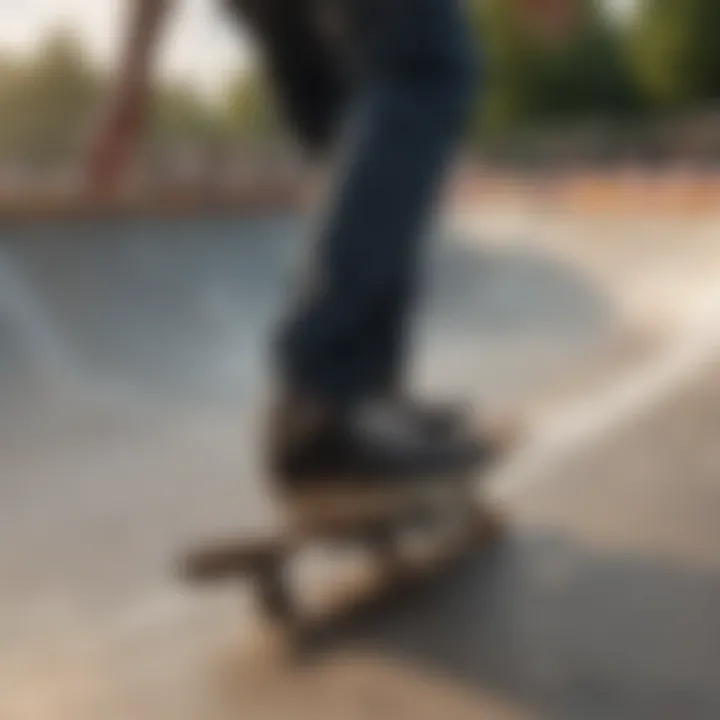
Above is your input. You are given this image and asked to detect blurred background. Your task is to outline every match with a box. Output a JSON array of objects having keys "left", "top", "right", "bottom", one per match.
[
  {"left": 2, "top": 0, "right": 720, "bottom": 192},
  {"left": 1, "top": 1, "right": 720, "bottom": 719}
]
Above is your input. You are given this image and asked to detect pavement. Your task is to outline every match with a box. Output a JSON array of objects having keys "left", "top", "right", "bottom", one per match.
[{"left": 0, "top": 209, "right": 719, "bottom": 719}]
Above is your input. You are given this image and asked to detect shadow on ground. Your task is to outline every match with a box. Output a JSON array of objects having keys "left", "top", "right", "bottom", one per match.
[{"left": 304, "top": 527, "right": 720, "bottom": 720}]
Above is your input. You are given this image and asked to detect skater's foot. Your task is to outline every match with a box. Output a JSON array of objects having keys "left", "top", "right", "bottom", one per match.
[{"left": 267, "top": 395, "right": 498, "bottom": 489}]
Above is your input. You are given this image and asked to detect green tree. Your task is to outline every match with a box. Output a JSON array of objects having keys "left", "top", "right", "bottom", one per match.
[
  {"left": 631, "top": 0, "right": 720, "bottom": 107},
  {"left": 223, "top": 65, "right": 281, "bottom": 141},
  {"left": 471, "top": 0, "right": 639, "bottom": 137},
  {"left": 146, "top": 81, "right": 223, "bottom": 150},
  {"left": 0, "top": 29, "right": 102, "bottom": 167}
]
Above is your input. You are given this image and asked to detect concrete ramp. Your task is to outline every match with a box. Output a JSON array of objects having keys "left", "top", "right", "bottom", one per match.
[{"left": 0, "top": 211, "right": 718, "bottom": 719}]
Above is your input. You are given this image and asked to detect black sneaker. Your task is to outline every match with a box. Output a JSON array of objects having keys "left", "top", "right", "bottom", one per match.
[{"left": 269, "top": 399, "right": 489, "bottom": 489}]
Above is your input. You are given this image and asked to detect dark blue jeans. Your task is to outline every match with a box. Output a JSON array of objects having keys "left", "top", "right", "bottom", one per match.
[{"left": 276, "top": 0, "right": 477, "bottom": 407}]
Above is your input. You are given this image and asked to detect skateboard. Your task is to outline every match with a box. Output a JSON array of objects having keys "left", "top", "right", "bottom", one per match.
[{"left": 177, "top": 463, "right": 509, "bottom": 651}]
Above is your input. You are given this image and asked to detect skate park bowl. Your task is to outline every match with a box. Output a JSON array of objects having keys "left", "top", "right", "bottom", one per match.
[{"left": 1, "top": 207, "right": 720, "bottom": 719}]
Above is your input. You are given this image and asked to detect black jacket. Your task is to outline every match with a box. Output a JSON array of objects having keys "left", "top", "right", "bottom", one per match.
[{"left": 224, "top": 0, "right": 365, "bottom": 154}]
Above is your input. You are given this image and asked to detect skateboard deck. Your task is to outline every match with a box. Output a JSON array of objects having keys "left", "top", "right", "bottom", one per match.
[{"left": 178, "top": 465, "right": 508, "bottom": 651}]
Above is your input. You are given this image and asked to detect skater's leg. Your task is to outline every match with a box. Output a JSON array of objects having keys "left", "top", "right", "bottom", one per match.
[
  {"left": 270, "top": 0, "right": 485, "bottom": 482},
  {"left": 277, "top": 0, "right": 477, "bottom": 406}
]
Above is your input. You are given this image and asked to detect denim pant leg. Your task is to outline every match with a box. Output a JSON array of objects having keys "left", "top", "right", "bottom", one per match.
[{"left": 276, "top": 0, "right": 477, "bottom": 407}]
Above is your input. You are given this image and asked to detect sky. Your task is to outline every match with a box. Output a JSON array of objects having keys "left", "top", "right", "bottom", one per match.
[
  {"left": 0, "top": 0, "right": 254, "bottom": 94},
  {"left": 0, "top": 0, "right": 636, "bottom": 94}
]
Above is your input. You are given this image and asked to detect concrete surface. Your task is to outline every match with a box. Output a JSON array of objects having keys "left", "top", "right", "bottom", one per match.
[{"left": 0, "top": 210, "right": 719, "bottom": 719}]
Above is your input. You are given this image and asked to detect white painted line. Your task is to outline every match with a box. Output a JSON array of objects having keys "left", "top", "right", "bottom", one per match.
[{"left": 490, "top": 295, "right": 720, "bottom": 502}]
